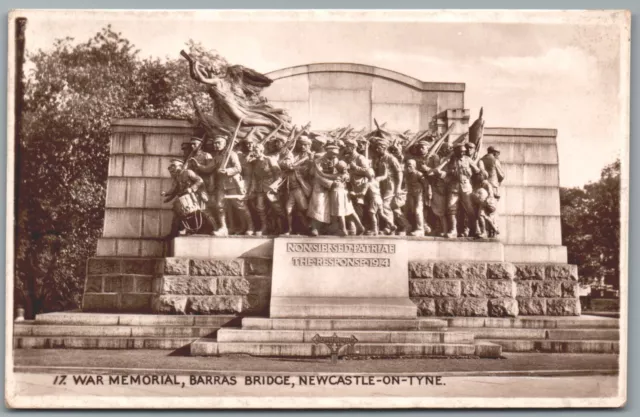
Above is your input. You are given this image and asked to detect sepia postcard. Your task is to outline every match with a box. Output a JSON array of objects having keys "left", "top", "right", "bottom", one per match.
[{"left": 4, "top": 9, "right": 630, "bottom": 409}]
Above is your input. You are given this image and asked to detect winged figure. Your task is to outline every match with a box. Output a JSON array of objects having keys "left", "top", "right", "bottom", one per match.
[{"left": 181, "top": 50, "right": 293, "bottom": 141}]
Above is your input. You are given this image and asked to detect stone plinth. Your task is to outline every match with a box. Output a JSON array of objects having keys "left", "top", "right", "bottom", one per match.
[
  {"left": 82, "top": 237, "right": 579, "bottom": 317},
  {"left": 269, "top": 237, "right": 414, "bottom": 319}
]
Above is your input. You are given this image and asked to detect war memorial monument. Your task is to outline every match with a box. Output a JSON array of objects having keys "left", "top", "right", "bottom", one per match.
[{"left": 14, "top": 47, "right": 619, "bottom": 360}]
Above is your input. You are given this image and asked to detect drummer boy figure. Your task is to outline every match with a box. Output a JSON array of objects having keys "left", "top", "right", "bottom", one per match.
[{"left": 161, "top": 158, "right": 209, "bottom": 238}]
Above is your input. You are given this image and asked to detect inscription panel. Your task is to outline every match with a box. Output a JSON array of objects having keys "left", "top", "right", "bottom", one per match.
[{"left": 271, "top": 237, "right": 408, "bottom": 298}]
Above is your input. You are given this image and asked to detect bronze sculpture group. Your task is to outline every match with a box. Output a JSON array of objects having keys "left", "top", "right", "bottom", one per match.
[{"left": 161, "top": 48, "right": 505, "bottom": 239}]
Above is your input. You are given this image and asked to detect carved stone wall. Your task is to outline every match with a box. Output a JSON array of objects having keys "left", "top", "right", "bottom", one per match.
[
  {"left": 264, "top": 64, "right": 567, "bottom": 263},
  {"left": 97, "top": 124, "right": 566, "bottom": 263}
]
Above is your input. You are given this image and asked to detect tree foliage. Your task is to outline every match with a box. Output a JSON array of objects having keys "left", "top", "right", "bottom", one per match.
[
  {"left": 560, "top": 159, "right": 621, "bottom": 288},
  {"left": 15, "top": 27, "right": 207, "bottom": 317}
]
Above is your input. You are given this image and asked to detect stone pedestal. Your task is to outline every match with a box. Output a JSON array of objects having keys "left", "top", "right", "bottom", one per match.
[
  {"left": 82, "top": 236, "right": 579, "bottom": 318},
  {"left": 269, "top": 237, "right": 414, "bottom": 319}
]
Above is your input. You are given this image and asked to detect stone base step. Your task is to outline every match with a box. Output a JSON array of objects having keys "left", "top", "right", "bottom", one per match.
[
  {"left": 33, "top": 312, "right": 238, "bottom": 327},
  {"left": 217, "top": 329, "right": 474, "bottom": 344},
  {"left": 14, "top": 324, "right": 218, "bottom": 338},
  {"left": 444, "top": 316, "right": 619, "bottom": 329},
  {"left": 452, "top": 327, "right": 619, "bottom": 341},
  {"left": 488, "top": 339, "right": 619, "bottom": 354},
  {"left": 191, "top": 340, "right": 501, "bottom": 358},
  {"left": 270, "top": 297, "right": 417, "bottom": 319},
  {"left": 14, "top": 336, "right": 198, "bottom": 349},
  {"left": 242, "top": 317, "right": 447, "bottom": 331}
]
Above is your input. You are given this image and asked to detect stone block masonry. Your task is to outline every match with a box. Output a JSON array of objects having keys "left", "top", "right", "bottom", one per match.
[
  {"left": 83, "top": 256, "right": 579, "bottom": 317},
  {"left": 408, "top": 261, "right": 580, "bottom": 317},
  {"left": 82, "top": 257, "right": 272, "bottom": 315}
]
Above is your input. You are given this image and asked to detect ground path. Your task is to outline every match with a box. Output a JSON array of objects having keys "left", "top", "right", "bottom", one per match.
[{"left": 8, "top": 350, "right": 621, "bottom": 406}]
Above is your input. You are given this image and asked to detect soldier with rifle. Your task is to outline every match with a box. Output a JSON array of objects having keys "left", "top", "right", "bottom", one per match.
[
  {"left": 246, "top": 142, "right": 286, "bottom": 235},
  {"left": 279, "top": 135, "right": 314, "bottom": 235},
  {"left": 443, "top": 143, "right": 481, "bottom": 239},
  {"left": 341, "top": 137, "right": 370, "bottom": 231},
  {"left": 370, "top": 136, "right": 409, "bottom": 235},
  {"left": 412, "top": 138, "right": 441, "bottom": 235},
  {"left": 236, "top": 137, "right": 256, "bottom": 183},
  {"left": 267, "top": 135, "right": 288, "bottom": 158},
  {"left": 189, "top": 132, "right": 255, "bottom": 236}
]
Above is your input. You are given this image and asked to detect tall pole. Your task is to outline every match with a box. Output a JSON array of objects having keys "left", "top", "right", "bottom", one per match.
[
  {"left": 14, "top": 17, "right": 27, "bottom": 317},
  {"left": 15, "top": 17, "right": 26, "bottom": 150},
  {"left": 15, "top": 17, "right": 27, "bottom": 222}
]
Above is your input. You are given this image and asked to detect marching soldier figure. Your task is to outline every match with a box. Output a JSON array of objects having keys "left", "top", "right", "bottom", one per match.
[
  {"left": 189, "top": 133, "right": 255, "bottom": 236},
  {"left": 279, "top": 136, "right": 314, "bottom": 235},
  {"left": 246, "top": 142, "right": 285, "bottom": 236},
  {"left": 444, "top": 143, "right": 481, "bottom": 238},
  {"left": 185, "top": 137, "right": 216, "bottom": 226},
  {"left": 370, "top": 136, "right": 409, "bottom": 235},
  {"left": 266, "top": 136, "right": 287, "bottom": 157},
  {"left": 413, "top": 138, "right": 440, "bottom": 234},
  {"left": 236, "top": 137, "right": 256, "bottom": 183},
  {"left": 477, "top": 146, "right": 505, "bottom": 237},
  {"left": 404, "top": 159, "right": 428, "bottom": 236},
  {"left": 478, "top": 146, "right": 505, "bottom": 200},
  {"left": 341, "top": 137, "right": 370, "bottom": 232}
]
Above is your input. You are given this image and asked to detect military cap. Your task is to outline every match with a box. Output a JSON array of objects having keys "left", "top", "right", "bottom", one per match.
[
  {"left": 343, "top": 137, "right": 358, "bottom": 147},
  {"left": 453, "top": 142, "right": 465, "bottom": 149},
  {"left": 324, "top": 142, "right": 340, "bottom": 152},
  {"left": 238, "top": 137, "right": 255, "bottom": 146},
  {"left": 417, "top": 138, "right": 431, "bottom": 146},
  {"left": 169, "top": 158, "right": 184, "bottom": 166},
  {"left": 465, "top": 142, "right": 476, "bottom": 149},
  {"left": 372, "top": 136, "right": 390, "bottom": 147},
  {"left": 189, "top": 136, "right": 203, "bottom": 145},
  {"left": 298, "top": 136, "right": 312, "bottom": 145},
  {"left": 487, "top": 146, "right": 500, "bottom": 154},
  {"left": 212, "top": 135, "right": 227, "bottom": 144}
]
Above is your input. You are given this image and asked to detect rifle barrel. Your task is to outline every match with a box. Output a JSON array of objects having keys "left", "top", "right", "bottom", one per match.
[
  {"left": 180, "top": 50, "right": 193, "bottom": 63},
  {"left": 222, "top": 118, "right": 243, "bottom": 169}
]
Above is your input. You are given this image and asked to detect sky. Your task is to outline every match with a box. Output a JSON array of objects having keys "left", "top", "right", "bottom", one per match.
[{"left": 19, "top": 10, "right": 629, "bottom": 187}]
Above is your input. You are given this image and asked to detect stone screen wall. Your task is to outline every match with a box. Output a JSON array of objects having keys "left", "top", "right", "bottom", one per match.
[
  {"left": 481, "top": 128, "right": 566, "bottom": 263},
  {"left": 97, "top": 119, "right": 191, "bottom": 258},
  {"left": 263, "top": 63, "right": 465, "bottom": 132}
]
